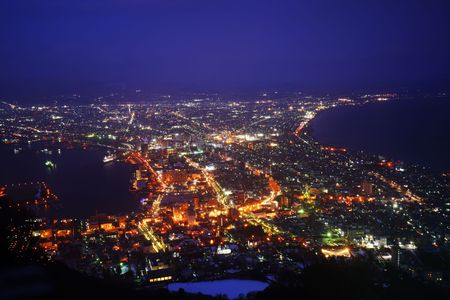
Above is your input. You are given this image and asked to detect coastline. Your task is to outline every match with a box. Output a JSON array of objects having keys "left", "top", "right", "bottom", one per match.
[
  {"left": 0, "top": 143, "right": 137, "bottom": 218},
  {"left": 308, "top": 97, "right": 450, "bottom": 172}
]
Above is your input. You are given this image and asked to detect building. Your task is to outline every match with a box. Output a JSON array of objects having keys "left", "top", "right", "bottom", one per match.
[
  {"left": 141, "top": 143, "right": 149, "bottom": 156},
  {"left": 361, "top": 180, "right": 373, "bottom": 196}
]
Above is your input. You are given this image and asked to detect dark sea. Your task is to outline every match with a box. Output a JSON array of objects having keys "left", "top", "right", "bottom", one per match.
[
  {"left": 310, "top": 97, "right": 450, "bottom": 172},
  {"left": 0, "top": 144, "right": 138, "bottom": 218}
]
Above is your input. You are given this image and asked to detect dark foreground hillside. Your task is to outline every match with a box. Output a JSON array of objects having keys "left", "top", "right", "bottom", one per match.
[{"left": 1, "top": 206, "right": 449, "bottom": 300}]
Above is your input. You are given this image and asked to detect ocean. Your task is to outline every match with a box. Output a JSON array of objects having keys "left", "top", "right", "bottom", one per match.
[{"left": 310, "top": 97, "right": 450, "bottom": 172}]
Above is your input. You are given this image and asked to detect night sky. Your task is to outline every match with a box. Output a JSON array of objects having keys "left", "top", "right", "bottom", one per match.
[{"left": 1, "top": 0, "right": 450, "bottom": 100}]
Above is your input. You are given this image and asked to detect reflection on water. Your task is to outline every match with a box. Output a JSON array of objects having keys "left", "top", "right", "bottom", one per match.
[{"left": 0, "top": 144, "right": 138, "bottom": 218}]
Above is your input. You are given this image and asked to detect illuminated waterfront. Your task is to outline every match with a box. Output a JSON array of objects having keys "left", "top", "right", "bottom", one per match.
[
  {"left": 1, "top": 93, "right": 449, "bottom": 298},
  {"left": 2, "top": 1, "right": 450, "bottom": 299},
  {"left": 0, "top": 144, "right": 137, "bottom": 217},
  {"left": 311, "top": 97, "right": 450, "bottom": 171}
]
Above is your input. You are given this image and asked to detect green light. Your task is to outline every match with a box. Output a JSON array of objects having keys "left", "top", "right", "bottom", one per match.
[
  {"left": 298, "top": 209, "right": 305, "bottom": 214},
  {"left": 45, "top": 160, "right": 55, "bottom": 168},
  {"left": 326, "top": 232, "right": 332, "bottom": 238}
]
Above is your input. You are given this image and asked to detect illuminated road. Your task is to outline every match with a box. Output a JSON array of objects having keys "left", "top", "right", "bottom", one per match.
[
  {"left": 184, "top": 155, "right": 288, "bottom": 237},
  {"left": 370, "top": 171, "right": 423, "bottom": 203},
  {"left": 128, "top": 152, "right": 161, "bottom": 182},
  {"left": 294, "top": 111, "right": 315, "bottom": 137},
  {"left": 127, "top": 152, "right": 169, "bottom": 250},
  {"left": 241, "top": 211, "right": 283, "bottom": 235},
  {"left": 138, "top": 221, "right": 167, "bottom": 252},
  {"left": 151, "top": 194, "right": 164, "bottom": 216},
  {"left": 184, "top": 156, "right": 232, "bottom": 208},
  {"left": 128, "top": 151, "right": 172, "bottom": 215}
]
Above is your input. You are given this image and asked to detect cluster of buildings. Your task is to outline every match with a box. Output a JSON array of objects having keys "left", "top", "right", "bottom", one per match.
[{"left": 1, "top": 91, "right": 449, "bottom": 287}]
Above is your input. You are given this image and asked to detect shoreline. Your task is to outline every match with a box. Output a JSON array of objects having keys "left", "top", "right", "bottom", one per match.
[
  {"left": 0, "top": 143, "right": 138, "bottom": 218},
  {"left": 307, "top": 97, "right": 450, "bottom": 172}
]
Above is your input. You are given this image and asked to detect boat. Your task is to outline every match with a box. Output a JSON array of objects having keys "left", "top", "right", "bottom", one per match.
[
  {"left": 45, "top": 160, "right": 56, "bottom": 168},
  {"left": 103, "top": 153, "right": 116, "bottom": 163}
]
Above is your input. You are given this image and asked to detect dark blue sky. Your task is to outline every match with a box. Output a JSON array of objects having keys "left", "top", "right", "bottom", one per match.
[{"left": 1, "top": 0, "right": 450, "bottom": 99}]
